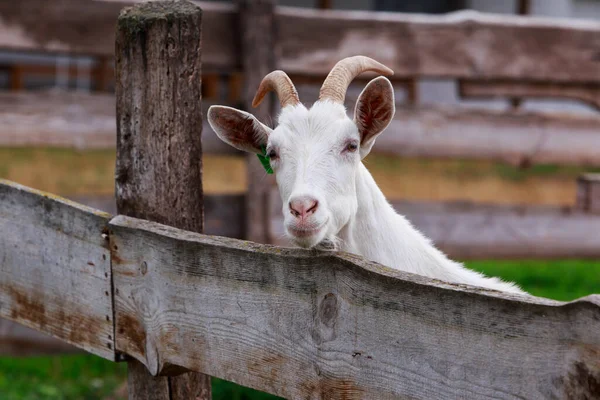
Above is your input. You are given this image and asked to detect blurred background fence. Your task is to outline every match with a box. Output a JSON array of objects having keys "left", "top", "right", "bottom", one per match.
[
  {"left": 1, "top": 0, "right": 600, "bottom": 398},
  {"left": 2, "top": 0, "right": 600, "bottom": 253}
]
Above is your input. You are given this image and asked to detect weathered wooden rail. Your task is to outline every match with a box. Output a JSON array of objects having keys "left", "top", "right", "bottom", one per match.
[
  {"left": 1, "top": 178, "right": 600, "bottom": 398},
  {"left": 2, "top": 0, "right": 600, "bottom": 166},
  {"left": 4, "top": 91, "right": 600, "bottom": 167},
  {"left": 3, "top": 1, "right": 600, "bottom": 84}
]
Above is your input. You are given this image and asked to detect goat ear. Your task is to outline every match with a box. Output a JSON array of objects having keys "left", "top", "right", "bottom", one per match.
[
  {"left": 353, "top": 77, "right": 395, "bottom": 158},
  {"left": 207, "top": 105, "right": 272, "bottom": 154}
]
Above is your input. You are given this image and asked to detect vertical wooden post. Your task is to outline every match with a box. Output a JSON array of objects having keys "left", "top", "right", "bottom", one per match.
[
  {"left": 9, "top": 65, "right": 23, "bottom": 91},
  {"left": 517, "top": 0, "right": 531, "bottom": 15},
  {"left": 576, "top": 174, "right": 600, "bottom": 214},
  {"left": 115, "top": 2, "right": 210, "bottom": 399},
  {"left": 238, "top": 0, "right": 276, "bottom": 243},
  {"left": 510, "top": 0, "right": 530, "bottom": 110},
  {"left": 95, "top": 56, "right": 112, "bottom": 92}
]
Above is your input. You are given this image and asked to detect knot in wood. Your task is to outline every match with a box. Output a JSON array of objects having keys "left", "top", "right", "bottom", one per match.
[
  {"left": 140, "top": 261, "right": 148, "bottom": 275},
  {"left": 319, "top": 293, "right": 339, "bottom": 328}
]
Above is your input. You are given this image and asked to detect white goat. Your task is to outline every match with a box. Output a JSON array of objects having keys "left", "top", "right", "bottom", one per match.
[{"left": 208, "top": 56, "right": 524, "bottom": 294}]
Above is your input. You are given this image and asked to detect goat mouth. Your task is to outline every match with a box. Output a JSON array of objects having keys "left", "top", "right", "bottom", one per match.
[
  {"left": 288, "top": 226, "right": 322, "bottom": 238},
  {"left": 287, "top": 219, "right": 328, "bottom": 239}
]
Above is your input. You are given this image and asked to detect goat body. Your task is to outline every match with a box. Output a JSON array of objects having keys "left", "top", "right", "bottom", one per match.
[
  {"left": 208, "top": 56, "right": 524, "bottom": 295},
  {"left": 342, "top": 160, "right": 523, "bottom": 294}
]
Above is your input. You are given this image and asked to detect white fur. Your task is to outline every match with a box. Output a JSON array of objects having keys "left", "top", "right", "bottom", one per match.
[{"left": 209, "top": 96, "right": 525, "bottom": 295}]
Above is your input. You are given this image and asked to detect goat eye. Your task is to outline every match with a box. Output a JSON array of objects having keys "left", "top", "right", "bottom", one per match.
[{"left": 345, "top": 142, "right": 358, "bottom": 153}]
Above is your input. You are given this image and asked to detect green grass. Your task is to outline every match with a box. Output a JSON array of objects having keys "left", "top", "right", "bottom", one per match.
[
  {"left": 2, "top": 260, "right": 598, "bottom": 399},
  {"left": 466, "top": 259, "right": 600, "bottom": 301},
  {"left": 211, "top": 378, "right": 281, "bottom": 400},
  {"left": 0, "top": 354, "right": 126, "bottom": 400}
]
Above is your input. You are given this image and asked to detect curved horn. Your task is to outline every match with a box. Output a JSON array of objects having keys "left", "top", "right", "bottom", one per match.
[
  {"left": 319, "top": 56, "right": 394, "bottom": 104},
  {"left": 252, "top": 70, "right": 300, "bottom": 109}
]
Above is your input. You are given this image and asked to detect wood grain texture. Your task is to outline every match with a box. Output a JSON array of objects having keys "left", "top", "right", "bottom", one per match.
[
  {"left": 238, "top": 0, "right": 276, "bottom": 244},
  {"left": 577, "top": 173, "right": 600, "bottom": 214},
  {"left": 0, "top": 180, "right": 115, "bottom": 360},
  {"left": 115, "top": 2, "right": 211, "bottom": 397},
  {"left": 0, "top": 0, "right": 237, "bottom": 70},
  {"left": 277, "top": 8, "right": 600, "bottom": 83},
  {"left": 128, "top": 359, "right": 170, "bottom": 400},
  {"left": 115, "top": 0, "right": 204, "bottom": 233},
  {"left": 109, "top": 214, "right": 600, "bottom": 399}
]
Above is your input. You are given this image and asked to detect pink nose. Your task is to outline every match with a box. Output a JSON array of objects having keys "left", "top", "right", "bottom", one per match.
[{"left": 289, "top": 196, "right": 319, "bottom": 219}]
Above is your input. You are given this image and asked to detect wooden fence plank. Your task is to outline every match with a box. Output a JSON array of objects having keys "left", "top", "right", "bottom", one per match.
[
  {"left": 110, "top": 214, "right": 600, "bottom": 399},
  {"left": 0, "top": 91, "right": 116, "bottom": 149},
  {"left": 4, "top": 2, "right": 600, "bottom": 85},
  {"left": 0, "top": 1, "right": 237, "bottom": 70},
  {"left": 0, "top": 91, "right": 231, "bottom": 152},
  {"left": 270, "top": 196, "right": 600, "bottom": 260},
  {"left": 389, "top": 200, "right": 600, "bottom": 260},
  {"left": 0, "top": 0, "right": 123, "bottom": 56},
  {"left": 277, "top": 7, "right": 600, "bottom": 83},
  {"left": 3, "top": 91, "right": 600, "bottom": 167},
  {"left": 378, "top": 105, "right": 600, "bottom": 167},
  {"left": 459, "top": 80, "right": 600, "bottom": 111},
  {"left": 64, "top": 193, "right": 600, "bottom": 260},
  {"left": 0, "top": 179, "right": 115, "bottom": 360}
]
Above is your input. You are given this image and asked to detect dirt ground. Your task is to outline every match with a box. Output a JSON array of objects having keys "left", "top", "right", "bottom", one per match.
[{"left": 0, "top": 148, "right": 590, "bottom": 207}]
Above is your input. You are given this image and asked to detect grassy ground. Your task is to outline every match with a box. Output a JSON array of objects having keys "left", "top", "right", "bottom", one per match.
[
  {"left": 2, "top": 260, "right": 599, "bottom": 400},
  {"left": 466, "top": 259, "right": 600, "bottom": 301}
]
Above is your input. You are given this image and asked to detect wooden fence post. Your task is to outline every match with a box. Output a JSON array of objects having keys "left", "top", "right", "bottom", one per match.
[
  {"left": 115, "top": 2, "right": 210, "bottom": 399},
  {"left": 576, "top": 174, "right": 600, "bottom": 214},
  {"left": 238, "top": 0, "right": 276, "bottom": 243}
]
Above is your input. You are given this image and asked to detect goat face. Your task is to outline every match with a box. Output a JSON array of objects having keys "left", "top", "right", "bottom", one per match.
[
  {"left": 208, "top": 56, "right": 395, "bottom": 248},
  {"left": 269, "top": 103, "right": 361, "bottom": 248}
]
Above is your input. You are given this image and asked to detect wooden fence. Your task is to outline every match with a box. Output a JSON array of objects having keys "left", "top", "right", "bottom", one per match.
[
  {"left": 2, "top": 0, "right": 600, "bottom": 387},
  {"left": 2, "top": 178, "right": 599, "bottom": 399},
  {"left": 1, "top": 2, "right": 599, "bottom": 398}
]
